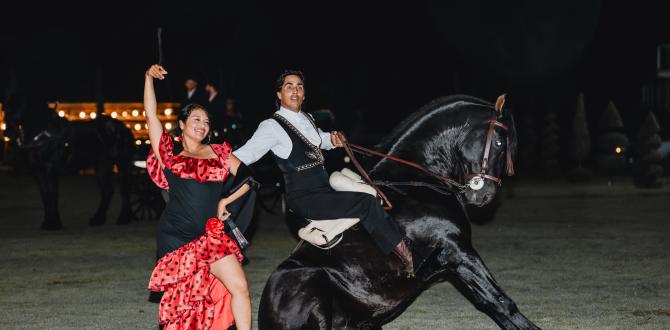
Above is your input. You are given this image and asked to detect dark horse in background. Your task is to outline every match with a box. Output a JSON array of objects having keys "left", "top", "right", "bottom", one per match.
[
  {"left": 259, "top": 95, "right": 540, "bottom": 329},
  {"left": 3, "top": 90, "right": 135, "bottom": 230}
]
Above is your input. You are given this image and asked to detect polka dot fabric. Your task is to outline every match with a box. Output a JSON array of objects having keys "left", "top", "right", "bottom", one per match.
[
  {"left": 149, "top": 218, "right": 244, "bottom": 330},
  {"left": 147, "top": 132, "right": 232, "bottom": 189}
]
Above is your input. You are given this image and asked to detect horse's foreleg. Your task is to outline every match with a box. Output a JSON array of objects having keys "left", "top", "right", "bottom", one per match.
[
  {"left": 89, "top": 161, "right": 114, "bottom": 226},
  {"left": 37, "top": 164, "right": 62, "bottom": 230},
  {"left": 439, "top": 242, "right": 540, "bottom": 330},
  {"left": 116, "top": 158, "right": 132, "bottom": 224}
]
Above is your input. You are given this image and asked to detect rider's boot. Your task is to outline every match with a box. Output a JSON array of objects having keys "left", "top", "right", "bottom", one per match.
[{"left": 393, "top": 237, "right": 414, "bottom": 277}]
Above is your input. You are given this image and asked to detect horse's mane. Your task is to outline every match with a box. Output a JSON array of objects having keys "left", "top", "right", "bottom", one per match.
[{"left": 376, "top": 94, "right": 493, "bottom": 153}]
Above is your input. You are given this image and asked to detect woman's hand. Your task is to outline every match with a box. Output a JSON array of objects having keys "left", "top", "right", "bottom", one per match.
[
  {"left": 146, "top": 64, "right": 168, "bottom": 80},
  {"left": 217, "top": 199, "right": 231, "bottom": 221},
  {"left": 331, "top": 131, "right": 345, "bottom": 147}
]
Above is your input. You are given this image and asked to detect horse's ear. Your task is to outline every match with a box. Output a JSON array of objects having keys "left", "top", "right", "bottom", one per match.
[{"left": 495, "top": 94, "right": 506, "bottom": 115}]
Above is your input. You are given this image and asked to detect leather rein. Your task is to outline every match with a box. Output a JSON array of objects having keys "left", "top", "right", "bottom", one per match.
[{"left": 337, "top": 111, "right": 514, "bottom": 211}]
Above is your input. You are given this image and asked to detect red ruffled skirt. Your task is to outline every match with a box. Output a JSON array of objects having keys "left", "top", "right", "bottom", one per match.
[{"left": 149, "top": 218, "right": 244, "bottom": 330}]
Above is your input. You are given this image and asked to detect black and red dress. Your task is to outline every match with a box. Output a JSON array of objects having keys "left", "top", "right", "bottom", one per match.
[{"left": 146, "top": 132, "right": 247, "bottom": 330}]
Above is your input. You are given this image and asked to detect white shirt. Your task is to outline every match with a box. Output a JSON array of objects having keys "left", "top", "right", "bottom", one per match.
[
  {"left": 233, "top": 107, "right": 334, "bottom": 165},
  {"left": 187, "top": 88, "right": 196, "bottom": 99}
]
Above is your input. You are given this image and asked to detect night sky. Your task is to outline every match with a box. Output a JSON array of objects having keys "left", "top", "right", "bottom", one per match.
[{"left": 1, "top": 0, "right": 669, "bottom": 133}]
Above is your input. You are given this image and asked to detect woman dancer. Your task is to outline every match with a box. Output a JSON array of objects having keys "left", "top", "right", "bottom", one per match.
[{"left": 144, "top": 64, "right": 253, "bottom": 330}]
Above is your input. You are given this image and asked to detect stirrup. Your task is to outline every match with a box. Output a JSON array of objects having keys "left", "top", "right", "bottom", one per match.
[{"left": 298, "top": 218, "right": 358, "bottom": 249}]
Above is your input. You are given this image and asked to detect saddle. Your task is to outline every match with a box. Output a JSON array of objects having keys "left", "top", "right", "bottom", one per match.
[{"left": 297, "top": 168, "right": 377, "bottom": 249}]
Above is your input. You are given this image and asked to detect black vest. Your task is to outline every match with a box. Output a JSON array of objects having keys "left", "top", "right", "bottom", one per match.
[{"left": 271, "top": 113, "right": 329, "bottom": 194}]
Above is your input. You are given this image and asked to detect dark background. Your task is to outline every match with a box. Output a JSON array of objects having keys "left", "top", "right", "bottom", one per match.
[{"left": 1, "top": 0, "right": 668, "bottom": 137}]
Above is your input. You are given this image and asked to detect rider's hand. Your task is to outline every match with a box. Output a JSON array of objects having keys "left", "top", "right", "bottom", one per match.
[
  {"left": 217, "top": 199, "right": 231, "bottom": 221},
  {"left": 146, "top": 64, "right": 168, "bottom": 80},
  {"left": 331, "top": 131, "right": 345, "bottom": 148}
]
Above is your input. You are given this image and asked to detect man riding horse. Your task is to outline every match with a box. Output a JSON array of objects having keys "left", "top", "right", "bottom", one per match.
[{"left": 233, "top": 70, "right": 415, "bottom": 275}]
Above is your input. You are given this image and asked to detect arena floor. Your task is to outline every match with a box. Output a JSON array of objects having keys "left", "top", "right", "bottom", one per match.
[{"left": 1, "top": 173, "right": 669, "bottom": 329}]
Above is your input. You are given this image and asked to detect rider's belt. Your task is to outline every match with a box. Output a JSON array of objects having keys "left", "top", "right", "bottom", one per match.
[{"left": 283, "top": 165, "right": 329, "bottom": 193}]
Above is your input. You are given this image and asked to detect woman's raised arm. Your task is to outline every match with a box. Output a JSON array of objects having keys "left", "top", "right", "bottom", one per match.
[{"left": 144, "top": 64, "right": 168, "bottom": 167}]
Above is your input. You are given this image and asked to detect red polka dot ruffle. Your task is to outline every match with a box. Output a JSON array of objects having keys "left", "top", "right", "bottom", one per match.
[
  {"left": 147, "top": 132, "right": 232, "bottom": 189},
  {"left": 148, "top": 218, "right": 244, "bottom": 329}
]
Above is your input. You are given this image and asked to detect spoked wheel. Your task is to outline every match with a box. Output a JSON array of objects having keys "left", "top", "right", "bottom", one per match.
[
  {"left": 130, "top": 170, "right": 165, "bottom": 221},
  {"left": 257, "top": 181, "right": 285, "bottom": 216}
]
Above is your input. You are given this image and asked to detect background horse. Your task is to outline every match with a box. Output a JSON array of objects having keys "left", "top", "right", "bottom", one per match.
[
  {"left": 3, "top": 90, "right": 135, "bottom": 230},
  {"left": 259, "top": 95, "right": 540, "bottom": 329}
]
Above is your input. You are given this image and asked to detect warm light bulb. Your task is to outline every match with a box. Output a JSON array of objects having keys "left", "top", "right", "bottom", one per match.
[
  {"left": 145, "top": 140, "right": 151, "bottom": 145},
  {"left": 3, "top": 136, "right": 10, "bottom": 142},
  {"left": 111, "top": 112, "right": 118, "bottom": 118},
  {"left": 135, "top": 140, "right": 141, "bottom": 145},
  {"left": 90, "top": 112, "right": 97, "bottom": 119},
  {"left": 615, "top": 147, "right": 622, "bottom": 154},
  {"left": 132, "top": 109, "right": 139, "bottom": 117},
  {"left": 0, "top": 123, "right": 6, "bottom": 131},
  {"left": 58, "top": 110, "right": 66, "bottom": 117},
  {"left": 79, "top": 112, "right": 86, "bottom": 119},
  {"left": 134, "top": 123, "right": 142, "bottom": 131},
  {"left": 122, "top": 111, "right": 128, "bottom": 117},
  {"left": 164, "top": 108, "right": 173, "bottom": 116},
  {"left": 165, "top": 123, "right": 172, "bottom": 130}
]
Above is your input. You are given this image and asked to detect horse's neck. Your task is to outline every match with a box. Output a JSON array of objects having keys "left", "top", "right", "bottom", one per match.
[{"left": 371, "top": 125, "right": 463, "bottom": 181}]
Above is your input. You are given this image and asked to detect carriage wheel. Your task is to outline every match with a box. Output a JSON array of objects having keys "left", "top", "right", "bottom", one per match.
[{"left": 130, "top": 171, "right": 165, "bottom": 221}]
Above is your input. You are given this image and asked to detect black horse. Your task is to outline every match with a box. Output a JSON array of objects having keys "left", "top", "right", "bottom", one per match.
[
  {"left": 3, "top": 91, "right": 135, "bottom": 230},
  {"left": 259, "top": 95, "right": 540, "bottom": 329}
]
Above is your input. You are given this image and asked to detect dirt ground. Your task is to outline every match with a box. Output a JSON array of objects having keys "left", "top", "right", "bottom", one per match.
[{"left": 1, "top": 173, "right": 669, "bottom": 329}]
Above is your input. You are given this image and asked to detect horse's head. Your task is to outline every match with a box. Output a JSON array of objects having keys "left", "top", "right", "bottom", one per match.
[
  {"left": 2, "top": 88, "right": 27, "bottom": 142},
  {"left": 456, "top": 95, "right": 516, "bottom": 206},
  {"left": 2, "top": 88, "right": 55, "bottom": 148},
  {"left": 373, "top": 94, "right": 517, "bottom": 208}
]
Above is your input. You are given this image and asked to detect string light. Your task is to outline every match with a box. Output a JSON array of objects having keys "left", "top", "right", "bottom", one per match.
[
  {"left": 164, "top": 108, "right": 173, "bottom": 116},
  {"left": 134, "top": 123, "right": 142, "bottom": 131},
  {"left": 111, "top": 112, "right": 118, "bottom": 118},
  {"left": 79, "top": 112, "right": 86, "bottom": 119},
  {"left": 58, "top": 111, "right": 66, "bottom": 117},
  {"left": 131, "top": 110, "right": 139, "bottom": 117},
  {"left": 135, "top": 140, "right": 141, "bottom": 145},
  {"left": 165, "top": 123, "right": 172, "bottom": 130},
  {"left": 90, "top": 112, "right": 97, "bottom": 119},
  {"left": 122, "top": 111, "right": 128, "bottom": 117},
  {"left": 0, "top": 123, "right": 5, "bottom": 131}
]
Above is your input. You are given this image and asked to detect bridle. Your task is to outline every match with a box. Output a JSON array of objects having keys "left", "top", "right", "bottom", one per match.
[
  {"left": 462, "top": 113, "right": 514, "bottom": 190},
  {"left": 338, "top": 95, "right": 514, "bottom": 211}
]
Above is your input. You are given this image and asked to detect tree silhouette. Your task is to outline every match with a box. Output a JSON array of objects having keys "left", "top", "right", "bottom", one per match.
[
  {"left": 540, "top": 112, "right": 560, "bottom": 176},
  {"left": 633, "top": 112, "right": 664, "bottom": 188},
  {"left": 568, "top": 92, "right": 591, "bottom": 181},
  {"left": 595, "top": 101, "right": 629, "bottom": 181}
]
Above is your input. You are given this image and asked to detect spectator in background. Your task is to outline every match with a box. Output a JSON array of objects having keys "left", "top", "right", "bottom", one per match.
[
  {"left": 205, "top": 81, "right": 230, "bottom": 144},
  {"left": 205, "top": 81, "right": 226, "bottom": 116},
  {"left": 181, "top": 76, "right": 208, "bottom": 106}
]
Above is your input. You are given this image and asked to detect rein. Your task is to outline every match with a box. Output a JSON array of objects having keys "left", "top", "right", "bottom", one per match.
[{"left": 338, "top": 133, "right": 466, "bottom": 211}]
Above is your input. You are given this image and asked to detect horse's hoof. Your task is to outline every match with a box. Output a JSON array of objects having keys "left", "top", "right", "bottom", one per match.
[
  {"left": 116, "top": 218, "right": 132, "bottom": 225},
  {"left": 89, "top": 219, "right": 106, "bottom": 227},
  {"left": 40, "top": 221, "right": 62, "bottom": 230}
]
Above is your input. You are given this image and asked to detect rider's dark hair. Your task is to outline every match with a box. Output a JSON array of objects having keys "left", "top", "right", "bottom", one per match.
[
  {"left": 275, "top": 69, "right": 305, "bottom": 109},
  {"left": 176, "top": 103, "right": 213, "bottom": 144}
]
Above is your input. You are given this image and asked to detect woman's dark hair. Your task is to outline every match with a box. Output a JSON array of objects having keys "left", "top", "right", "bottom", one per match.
[
  {"left": 176, "top": 103, "right": 213, "bottom": 144},
  {"left": 275, "top": 69, "right": 305, "bottom": 109}
]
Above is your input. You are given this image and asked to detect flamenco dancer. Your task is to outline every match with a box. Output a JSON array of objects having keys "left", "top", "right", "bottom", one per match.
[
  {"left": 144, "top": 64, "right": 255, "bottom": 330},
  {"left": 233, "top": 70, "right": 414, "bottom": 275}
]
